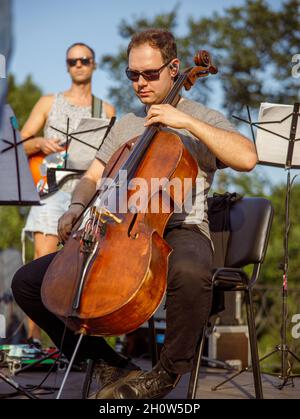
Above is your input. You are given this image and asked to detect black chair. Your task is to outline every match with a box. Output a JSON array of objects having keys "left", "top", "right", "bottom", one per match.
[
  {"left": 82, "top": 197, "right": 273, "bottom": 399},
  {"left": 187, "top": 197, "right": 274, "bottom": 399}
]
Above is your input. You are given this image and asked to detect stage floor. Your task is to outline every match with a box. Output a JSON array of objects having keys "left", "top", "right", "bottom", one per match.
[{"left": 0, "top": 359, "right": 299, "bottom": 399}]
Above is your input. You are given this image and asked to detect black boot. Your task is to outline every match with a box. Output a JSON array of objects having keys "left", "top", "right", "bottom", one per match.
[
  {"left": 89, "top": 356, "right": 141, "bottom": 399},
  {"left": 101, "top": 361, "right": 181, "bottom": 399}
]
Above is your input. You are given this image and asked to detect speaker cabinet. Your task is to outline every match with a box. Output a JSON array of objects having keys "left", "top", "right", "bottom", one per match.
[{"left": 208, "top": 325, "right": 250, "bottom": 368}]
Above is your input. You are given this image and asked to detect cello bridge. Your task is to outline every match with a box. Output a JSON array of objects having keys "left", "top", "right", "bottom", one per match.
[{"left": 91, "top": 207, "right": 122, "bottom": 224}]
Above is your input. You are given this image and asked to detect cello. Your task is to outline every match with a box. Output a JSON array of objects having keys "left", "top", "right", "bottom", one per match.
[{"left": 41, "top": 50, "right": 218, "bottom": 337}]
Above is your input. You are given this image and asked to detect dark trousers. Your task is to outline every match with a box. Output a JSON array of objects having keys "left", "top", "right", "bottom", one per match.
[{"left": 12, "top": 224, "right": 213, "bottom": 375}]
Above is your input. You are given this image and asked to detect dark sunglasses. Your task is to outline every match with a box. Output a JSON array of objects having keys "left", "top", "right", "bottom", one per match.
[
  {"left": 125, "top": 59, "right": 173, "bottom": 82},
  {"left": 66, "top": 57, "right": 93, "bottom": 67}
]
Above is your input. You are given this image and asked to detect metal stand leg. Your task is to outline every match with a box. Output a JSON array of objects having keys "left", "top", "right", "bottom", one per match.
[
  {"left": 245, "top": 289, "right": 263, "bottom": 399},
  {"left": 0, "top": 371, "right": 38, "bottom": 399},
  {"left": 0, "top": 348, "right": 61, "bottom": 398},
  {"left": 187, "top": 329, "right": 206, "bottom": 399},
  {"left": 257, "top": 345, "right": 300, "bottom": 387},
  {"left": 56, "top": 333, "right": 84, "bottom": 399},
  {"left": 211, "top": 289, "right": 263, "bottom": 399}
]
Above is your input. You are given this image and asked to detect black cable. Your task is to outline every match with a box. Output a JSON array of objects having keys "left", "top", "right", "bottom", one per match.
[
  {"left": 290, "top": 173, "right": 300, "bottom": 187},
  {"left": 24, "top": 321, "right": 69, "bottom": 395},
  {"left": 51, "top": 322, "right": 68, "bottom": 395}
]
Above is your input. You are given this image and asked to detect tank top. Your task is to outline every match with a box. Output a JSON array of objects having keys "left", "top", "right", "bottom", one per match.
[{"left": 43, "top": 92, "right": 106, "bottom": 193}]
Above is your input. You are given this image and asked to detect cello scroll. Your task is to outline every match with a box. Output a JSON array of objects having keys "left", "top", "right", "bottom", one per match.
[{"left": 183, "top": 50, "right": 218, "bottom": 91}]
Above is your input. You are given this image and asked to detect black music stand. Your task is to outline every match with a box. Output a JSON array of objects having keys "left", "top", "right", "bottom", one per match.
[
  {"left": 233, "top": 102, "right": 300, "bottom": 388},
  {"left": 1, "top": 110, "right": 116, "bottom": 397},
  {"left": 0, "top": 105, "right": 41, "bottom": 398},
  {"left": 0, "top": 105, "right": 40, "bottom": 205},
  {"left": 1, "top": 112, "right": 115, "bottom": 198},
  {"left": 36, "top": 116, "right": 115, "bottom": 197}
]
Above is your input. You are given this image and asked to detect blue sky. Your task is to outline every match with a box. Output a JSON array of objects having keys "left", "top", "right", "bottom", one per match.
[
  {"left": 10, "top": 0, "right": 284, "bottom": 99},
  {"left": 8, "top": 0, "right": 296, "bottom": 186}
]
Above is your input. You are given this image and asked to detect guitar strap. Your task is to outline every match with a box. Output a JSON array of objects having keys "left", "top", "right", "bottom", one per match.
[{"left": 92, "top": 95, "right": 103, "bottom": 118}]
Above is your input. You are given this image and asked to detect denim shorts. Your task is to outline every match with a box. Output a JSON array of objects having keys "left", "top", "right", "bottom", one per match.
[{"left": 23, "top": 190, "right": 72, "bottom": 238}]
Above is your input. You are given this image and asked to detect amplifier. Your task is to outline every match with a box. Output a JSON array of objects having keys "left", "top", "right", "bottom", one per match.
[
  {"left": 208, "top": 325, "right": 250, "bottom": 368},
  {"left": 217, "top": 291, "right": 243, "bottom": 325}
]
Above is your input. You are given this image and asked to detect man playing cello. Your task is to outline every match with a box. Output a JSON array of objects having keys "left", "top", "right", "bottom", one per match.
[{"left": 12, "top": 29, "right": 257, "bottom": 399}]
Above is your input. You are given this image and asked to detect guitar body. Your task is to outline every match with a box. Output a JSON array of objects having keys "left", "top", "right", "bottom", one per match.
[
  {"left": 28, "top": 151, "right": 47, "bottom": 187},
  {"left": 28, "top": 150, "right": 67, "bottom": 194}
]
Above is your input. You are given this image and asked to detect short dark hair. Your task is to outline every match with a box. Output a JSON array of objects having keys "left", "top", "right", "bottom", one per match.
[
  {"left": 66, "top": 42, "right": 95, "bottom": 60},
  {"left": 127, "top": 29, "right": 177, "bottom": 62}
]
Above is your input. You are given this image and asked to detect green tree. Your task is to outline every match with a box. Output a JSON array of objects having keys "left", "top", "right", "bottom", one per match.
[
  {"left": 185, "top": 0, "right": 300, "bottom": 116},
  {"left": 262, "top": 181, "right": 300, "bottom": 285},
  {"left": 100, "top": 0, "right": 299, "bottom": 116},
  {"left": 213, "top": 169, "right": 300, "bottom": 286},
  {"left": 7, "top": 74, "right": 42, "bottom": 129},
  {"left": 212, "top": 168, "right": 268, "bottom": 197},
  {"left": 0, "top": 207, "right": 28, "bottom": 251}
]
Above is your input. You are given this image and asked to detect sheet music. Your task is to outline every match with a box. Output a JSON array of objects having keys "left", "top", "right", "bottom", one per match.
[
  {"left": 256, "top": 103, "right": 300, "bottom": 167},
  {"left": 0, "top": 105, "right": 40, "bottom": 204},
  {"left": 65, "top": 117, "right": 111, "bottom": 171},
  {"left": 42, "top": 117, "right": 113, "bottom": 195}
]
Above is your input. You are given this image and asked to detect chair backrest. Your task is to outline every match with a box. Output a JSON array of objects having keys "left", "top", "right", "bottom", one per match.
[{"left": 225, "top": 197, "right": 274, "bottom": 268}]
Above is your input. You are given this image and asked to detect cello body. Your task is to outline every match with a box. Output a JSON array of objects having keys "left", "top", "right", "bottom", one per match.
[{"left": 41, "top": 130, "right": 198, "bottom": 335}]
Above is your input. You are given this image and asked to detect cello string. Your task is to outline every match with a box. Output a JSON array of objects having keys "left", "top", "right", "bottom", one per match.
[
  {"left": 85, "top": 73, "right": 187, "bottom": 230},
  {"left": 109, "top": 74, "right": 188, "bottom": 214}
]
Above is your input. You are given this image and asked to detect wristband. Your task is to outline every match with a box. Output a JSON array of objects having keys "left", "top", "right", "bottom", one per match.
[{"left": 69, "top": 202, "right": 85, "bottom": 209}]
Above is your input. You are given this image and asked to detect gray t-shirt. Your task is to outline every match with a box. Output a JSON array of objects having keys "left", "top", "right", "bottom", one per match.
[{"left": 95, "top": 98, "right": 237, "bottom": 243}]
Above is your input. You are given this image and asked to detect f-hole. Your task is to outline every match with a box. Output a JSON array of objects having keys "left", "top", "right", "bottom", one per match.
[{"left": 127, "top": 213, "right": 139, "bottom": 239}]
